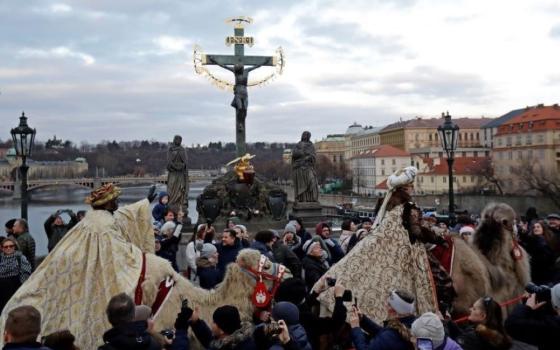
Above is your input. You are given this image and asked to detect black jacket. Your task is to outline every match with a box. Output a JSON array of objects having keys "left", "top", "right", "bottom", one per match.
[
  {"left": 449, "top": 323, "right": 511, "bottom": 350},
  {"left": 301, "top": 256, "right": 328, "bottom": 291},
  {"left": 273, "top": 242, "right": 302, "bottom": 279},
  {"left": 191, "top": 319, "right": 257, "bottom": 350},
  {"left": 44, "top": 213, "right": 78, "bottom": 252},
  {"left": 504, "top": 304, "right": 560, "bottom": 350},
  {"left": 98, "top": 321, "right": 160, "bottom": 350},
  {"left": 196, "top": 257, "right": 221, "bottom": 289}
]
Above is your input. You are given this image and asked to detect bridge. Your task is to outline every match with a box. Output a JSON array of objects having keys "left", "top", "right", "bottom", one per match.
[{"left": 0, "top": 170, "right": 217, "bottom": 196}]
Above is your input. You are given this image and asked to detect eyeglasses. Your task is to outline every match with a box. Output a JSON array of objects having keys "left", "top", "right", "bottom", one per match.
[{"left": 2, "top": 245, "right": 15, "bottom": 249}]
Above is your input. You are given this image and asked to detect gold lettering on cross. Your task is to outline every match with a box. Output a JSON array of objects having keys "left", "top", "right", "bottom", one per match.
[{"left": 225, "top": 36, "right": 254, "bottom": 47}]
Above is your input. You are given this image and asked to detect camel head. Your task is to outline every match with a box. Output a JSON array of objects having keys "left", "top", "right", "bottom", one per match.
[{"left": 473, "top": 202, "right": 516, "bottom": 259}]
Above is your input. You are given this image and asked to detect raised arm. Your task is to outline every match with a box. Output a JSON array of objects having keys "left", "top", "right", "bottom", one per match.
[{"left": 207, "top": 56, "right": 234, "bottom": 72}]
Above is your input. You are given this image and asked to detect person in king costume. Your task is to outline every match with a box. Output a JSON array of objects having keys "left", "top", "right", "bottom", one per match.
[
  {"left": 315, "top": 167, "right": 439, "bottom": 322},
  {"left": 0, "top": 183, "right": 157, "bottom": 349}
]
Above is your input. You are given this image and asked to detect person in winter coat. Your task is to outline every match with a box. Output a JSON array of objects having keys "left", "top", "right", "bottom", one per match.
[
  {"left": 185, "top": 224, "right": 208, "bottom": 280},
  {"left": 191, "top": 305, "right": 257, "bottom": 350},
  {"left": 98, "top": 293, "right": 160, "bottom": 350},
  {"left": 448, "top": 296, "right": 511, "bottom": 350},
  {"left": 0, "top": 237, "right": 32, "bottom": 313},
  {"left": 215, "top": 229, "right": 243, "bottom": 282},
  {"left": 519, "top": 221, "right": 557, "bottom": 285},
  {"left": 42, "top": 329, "right": 80, "bottom": 350},
  {"left": 288, "top": 218, "right": 312, "bottom": 259},
  {"left": 504, "top": 284, "right": 560, "bottom": 350},
  {"left": 347, "top": 218, "right": 374, "bottom": 253},
  {"left": 250, "top": 230, "right": 276, "bottom": 261},
  {"left": 197, "top": 243, "right": 221, "bottom": 289},
  {"left": 301, "top": 239, "right": 329, "bottom": 291},
  {"left": 273, "top": 231, "right": 302, "bottom": 279},
  {"left": 159, "top": 221, "right": 180, "bottom": 271},
  {"left": 350, "top": 289, "right": 417, "bottom": 350},
  {"left": 315, "top": 222, "right": 344, "bottom": 264},
  {"left": 282, "top": 223, "right": 303, "bottom": 253},
  {"left": 151, "top": 191, "right": 169, "bottom": 222},
  {"left": 411, "top": 312, "right": 462, "bottom": 350},
  {"left": 233, "top": 225, "right": 251, "bottom": 248},
  {"left": 3, "top": 305, "right": 53, "bottom": 350},
  {"left": 10, "top": 219, "right": 36, "bottom": 271},
  {"left": 271, "top": 302, "right": 312, "bottom": 350},
  {"left": 44, "top": 209, "right": 78, "bottom": 252},
  {"left": 339, "top": 219, "right": 357, "bottom": 254}
]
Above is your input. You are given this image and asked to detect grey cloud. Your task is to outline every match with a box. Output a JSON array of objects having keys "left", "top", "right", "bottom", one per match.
[
  {"left": 550, "top": 24, "right": 560, "bottom": 39},
  {"left": 375, "top": 66, "right": 494, "bottom": 103}
]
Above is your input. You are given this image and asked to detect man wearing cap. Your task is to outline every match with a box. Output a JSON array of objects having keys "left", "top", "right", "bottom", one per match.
[
  {"left": 0, "top": 183, "right": 158, "bottom": 349},
  {"left": 191, "top": 305, "right": 257, "bottom": 350},
  {"left": 505, "top": 282, "right": 560, "bottom": 350},
  {"left": 350, "top": 289, "right": 417, "bottom": 350},
  {"left": 196, "top": 243, "right": 221, "bottom": 289},
  {"left": 411, "top": 312, "right": 462, "bottom": 350}
]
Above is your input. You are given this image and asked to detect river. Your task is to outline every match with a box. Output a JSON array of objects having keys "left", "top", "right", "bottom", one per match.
[{"left": 0, "top": 182, "right": 208, "bottom": 256}]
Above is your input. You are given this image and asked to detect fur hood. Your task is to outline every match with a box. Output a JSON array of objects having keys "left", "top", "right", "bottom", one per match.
[
  {"left": 475, "top": 324, "right": 511, "bottom": 349},
  {"left": 210, "top": 322, "right": 254, "bottom": 349}
]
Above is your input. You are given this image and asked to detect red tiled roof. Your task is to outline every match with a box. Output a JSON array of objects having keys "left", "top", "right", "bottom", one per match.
[
  {"left": 419, "top": 157, "right": 489, "bottom": 176},
  {"left": 381, "top": 117, "right": 493, "bottom": 132},
  {"left": 496, "top": 105, "right": 560, "bottom": 136},
  {"left": 351, "top": 145, "right": 410, "bottom": 159}
]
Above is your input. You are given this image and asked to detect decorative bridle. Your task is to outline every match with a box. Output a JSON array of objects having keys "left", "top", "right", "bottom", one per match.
[{"left": 240, "top": 254, "right": 286, "bottom": 309}]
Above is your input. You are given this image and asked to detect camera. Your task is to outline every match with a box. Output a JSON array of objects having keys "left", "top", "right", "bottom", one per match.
[
  {"left": 160, "top": 329, "right": 175, "bottom": 340},
  {"left": 326, "top": 277, "right": 337, "bottom": 287},
  {"left": 525, "top": 282, "right": 551, "bottom": 303},
  {"left": 263, "top": 321, "right": 282, "bottom": 336}
]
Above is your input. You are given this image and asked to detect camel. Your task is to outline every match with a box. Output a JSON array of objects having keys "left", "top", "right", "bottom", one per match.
[{"left": 449, "top": 202, "right": 530, "bottom": 315}]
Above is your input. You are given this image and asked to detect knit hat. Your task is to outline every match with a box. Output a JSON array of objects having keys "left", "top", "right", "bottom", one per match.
[
  {"left": 303, "top": 240, "right": 320, "bottom": 255},
  {"left": 459, "top": 226, "right": 475, "bottom": 235},
  {"left": 547, "top": 213, "right": 560, "bottom": 220},
  {"left": 213, "top": 305, "right": 241, "bottom": 335},
  {"left": 161, "top": 221, "right": 176, "bottom": 234},
  {"left": 234, "top": 224, "right": 247, "bottom": 234},
  {"left": 275, "top": 278, "right": 307, "bottom": 305},
  {"left": 388, "top": 290, "right": 415, "bottom": 315},
  {"left": 411, "top": 312, "right": 445, "bottom": 348},
  {"left": 551, "top": 283, "right": 560, "bottom": 309},
  {"left": 134, "top": 305, "right": 152, "bottom": 321},
  {"left": 272, "top": 302, "right": 300, "bottom": 326},
  {"left": 200, "top": 243, "right": 217, "bottom": 259},
  {"left": 284, "top": 223, "right": 297, "bottom": 234},
  {"left": 269, "top": 229, "right": 280, "bottom": 239}
]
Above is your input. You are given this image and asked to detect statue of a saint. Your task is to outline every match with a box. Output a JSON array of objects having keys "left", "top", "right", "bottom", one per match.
[
  {"left": 167, "top": 135, "right": 189, "bottom": 214},
  {"left": 292, "top": 131, "right": 319, "bottom": 203}
]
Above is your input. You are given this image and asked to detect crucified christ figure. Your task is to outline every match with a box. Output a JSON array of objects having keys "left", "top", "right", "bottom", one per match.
[{"left": 207, "top": 57, "right": 270, "bottom": 135}]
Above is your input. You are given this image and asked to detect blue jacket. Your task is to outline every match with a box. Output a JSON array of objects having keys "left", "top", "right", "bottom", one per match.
[
  {"left": 2, "top": 343, "right": 51, "bottom": 350},
  {"left": 170, "top": 328, "right": 190, "bottom": 350},
  {"left": 250, "top": 241, "right": 275, "bottom": 261},
  {"left": 215, "top": 241, "right": 242, "bottom": 281},
  {"left": 151, "top": 192, "right": 168, "bottom": 222},
  {"left": 196, "top": 258, "right": 221, "bottom": 289},
  {"left": 351, "top": 315, "right": 415, "bottom": 350}
]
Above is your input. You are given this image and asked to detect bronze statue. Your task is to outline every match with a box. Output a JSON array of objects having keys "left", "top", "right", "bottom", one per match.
[
  {"left": 292, "top": 131, "right": 319, "bottom": 203},
  {"left": 167, "top": 135, "right": 189, "bottom": 214}
]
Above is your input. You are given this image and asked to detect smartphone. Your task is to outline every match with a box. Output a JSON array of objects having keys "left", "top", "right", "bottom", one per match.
[
  {"left": 342, "top": 290, "right": 353, "bottom": 302},
  {"left": 417, "top": 338, "right": 433, "bottom": 350},
  {"left": 353, "top": 297, "right": 358, "bottom": 308}
]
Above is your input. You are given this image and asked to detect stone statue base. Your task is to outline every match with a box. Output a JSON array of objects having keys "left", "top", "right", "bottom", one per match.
[
  {"left": 291, "top": 201, "right": 324, "bottom": 227},
  {"left": 196, "top": 170, "right": 288, "bottom": 228}
]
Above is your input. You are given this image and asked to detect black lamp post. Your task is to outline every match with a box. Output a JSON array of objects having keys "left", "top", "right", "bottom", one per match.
[
  {"left": 437, "top": 111, "right": 459, "bottom": 224},
  {"left": 10, "top": 112, "right": 36, "bottom": 220}
]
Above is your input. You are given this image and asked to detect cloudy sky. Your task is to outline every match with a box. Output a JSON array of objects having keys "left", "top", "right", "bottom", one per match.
[{"left": 1, "top": 0, "right": 559, "bottom": 145}]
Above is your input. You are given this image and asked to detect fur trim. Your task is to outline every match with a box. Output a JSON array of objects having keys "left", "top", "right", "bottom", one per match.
[
  {"left": 210, "top": 322, "right": 254, "bottom": 349},
  {"left": 475, "top": 324, "right": 512, "bottom": 349}
]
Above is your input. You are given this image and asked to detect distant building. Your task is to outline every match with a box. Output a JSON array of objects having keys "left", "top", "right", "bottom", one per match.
[
  {"left": 351, "top": 145, "right": 412, "bottom": 195},
  {"left": 0, "top": 148, "right": 88, "bottom": 181},
  {"left": 481, "top": 108, "right": 526, "bottom": 148},
  {"left": 492, "top": 104, "right": 560, "bottom": 193},
  {"left": 379, "top": 116, "right": 493, "bottom": 159},
  {"left": 415, "top": 157, "right": 491, "bottom": 195},
  {"left": 315, "top": 134, "right": 345, "bottom": 166}
]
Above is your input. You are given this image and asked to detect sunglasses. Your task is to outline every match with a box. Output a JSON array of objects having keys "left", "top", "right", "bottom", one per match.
[{"left": 2, "top": 245, "right": 15, "bottom": 249}]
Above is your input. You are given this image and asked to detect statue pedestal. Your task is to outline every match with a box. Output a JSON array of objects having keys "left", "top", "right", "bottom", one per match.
[{"left": 291, "top": 201, "right": 324, "bottom": 227}]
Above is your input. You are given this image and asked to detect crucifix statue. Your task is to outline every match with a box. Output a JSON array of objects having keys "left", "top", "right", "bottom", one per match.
[{"left": 194, "top": 17, "right": 284, "bottom": 156}]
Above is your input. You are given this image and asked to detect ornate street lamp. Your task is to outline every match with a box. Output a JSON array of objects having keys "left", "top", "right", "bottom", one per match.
[
  {"left": 10, "top": 112, "right": 36, "bottom": 220},
  {"left": 437, "top": 111, "right": 459, "bottom": 224}
]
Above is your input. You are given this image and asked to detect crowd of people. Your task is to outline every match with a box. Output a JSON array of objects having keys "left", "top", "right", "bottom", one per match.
[{"left": 2, "top": 191, "right": 560, "bottom": 349}]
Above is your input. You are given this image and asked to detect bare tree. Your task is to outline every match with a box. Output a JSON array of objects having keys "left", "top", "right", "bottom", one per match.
[
  {"left": 475, "top": 157, "right": 504, "bottom": 195},
  {"left": 515, "top": 160, "right": 560, "bottom": 210}
]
